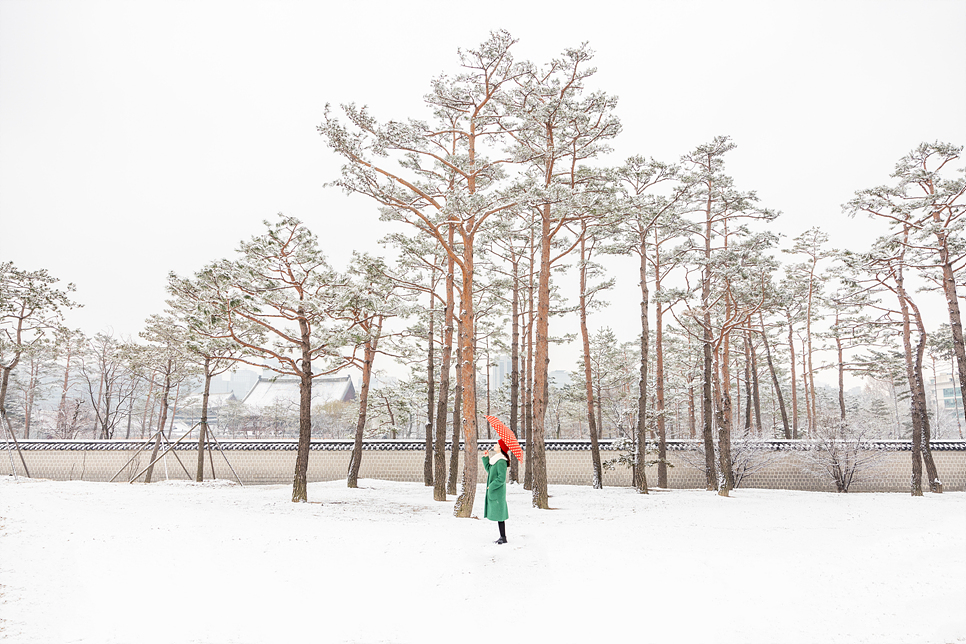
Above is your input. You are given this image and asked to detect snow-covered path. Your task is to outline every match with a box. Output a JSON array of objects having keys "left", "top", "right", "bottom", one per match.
[{"left": 1, "top": 477, "right": 963, "bottom": 644}]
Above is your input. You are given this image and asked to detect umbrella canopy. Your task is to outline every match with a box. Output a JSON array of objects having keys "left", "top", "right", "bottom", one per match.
[{"left": 483, "top": 415, "right": 523, "bottom": 463}]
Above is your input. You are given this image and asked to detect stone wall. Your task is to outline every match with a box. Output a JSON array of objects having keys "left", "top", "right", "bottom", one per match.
[{"left": 2, "top": 439, "right": 964, "bottom": 492}]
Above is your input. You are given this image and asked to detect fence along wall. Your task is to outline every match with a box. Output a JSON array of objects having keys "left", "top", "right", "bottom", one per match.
[{"left": 2, "top": 440, "right": 964, "bottom": 492}]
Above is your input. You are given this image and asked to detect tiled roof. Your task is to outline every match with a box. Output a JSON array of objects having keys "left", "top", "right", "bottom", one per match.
[
  {"left": 5, "top": 439, "right": 965, "bottom": 452},
  {"left": 241, "top": 374, "right": 355, "bottom": 409}
]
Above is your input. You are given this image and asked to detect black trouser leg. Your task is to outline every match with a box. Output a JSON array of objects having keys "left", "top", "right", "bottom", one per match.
[{"left": 498, "top": 521, "right": 506, "bottom": 541}]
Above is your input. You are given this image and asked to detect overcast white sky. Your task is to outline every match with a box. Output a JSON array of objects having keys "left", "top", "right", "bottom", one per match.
[{"left": 1, "top": 0, "right": 964, "bottom": 379}]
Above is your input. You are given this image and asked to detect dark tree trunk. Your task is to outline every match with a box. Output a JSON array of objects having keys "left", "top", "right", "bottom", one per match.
[
  {"left": 701, "top": 324, "right": 717, "bottom": 488},
  {"left": 688, "top": 381, "right": 696, "bottom": 439},
  {"left": 799, "top": 338, "right": 811, "bottom": 435},
  {"left": 196, "top": 360, "right": 212, "bottom": 482},
  {"left": 434, "top": 245, "right": 455, "bottom": 501},
  {"left": 750, "top": 338, "right": 763, "bottom": 436},
  {"left": 760, "top": 314, "right": 790, "bottom": 439},
  {"left": 348, "top": 329, "right": 379, "bottom": 489},
  {"left": 524, "top": 249, "right": 535, "bottom": 491},
  {"left": 447, "top": 341, "right": 461, "bottom": 496},
  {"left": 701, "top": 199, "right": 718, "bottom": 490},
  {"left": 125, "top": 394, "right": 134, "bottom": 440},
  {"left": 291, "top": 310, "right": 315, "bottom": 503},
  {"left": 634, "top": 238, "right": 649, "bottom": 494},
  {"left": 744, "top": 333, "right": 753, "bottom": 432},
  {"left": 908, "top": 295, "right": 942, "bottom": 493},
  {"left": 452, "top": 239, "right": 480, "bottom": 518},
  {"left": 716, "top": 334, "right": 736, "bottom": 496},
  {"left": 654, "top": 236, "right": 668, "bottom": 489},
  {"left": 937, "top": 244, "right": 966, "bottom": 425},
  {"left": 530, "top": 207, "right": 552, "bottom": 509},
  {"left": 57, "top": 343, "right": 73, "bottom": 436},
  {"left": 787, "top": 317, "right": 799, "bottom": 439},
  {"left": 837, "top": 336, "right": 847, "bottom": 422},
  {"left": 714, "top": 295, "right": 736, "bottom": 497},
  {"left": 896, "top": 267, "right": 925, "bottom": 497},
  {"left": 578, "top": 233, "right": 603, "bottom": 489},
  {"left": 509, "top": 258, "right": 520, "bottom": 484},
  {"left": 424, "top": 290, "right": 435, "bottom": 487}
]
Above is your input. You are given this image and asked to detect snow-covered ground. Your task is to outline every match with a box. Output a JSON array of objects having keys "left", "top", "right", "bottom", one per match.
[{"left": 1, "top": 477, "right": 963, "bottom": 644}]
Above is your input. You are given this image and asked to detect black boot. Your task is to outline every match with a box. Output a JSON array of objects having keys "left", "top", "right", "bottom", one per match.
[{"left": 496, "top": 521, "right": 507, "bottom": 544}]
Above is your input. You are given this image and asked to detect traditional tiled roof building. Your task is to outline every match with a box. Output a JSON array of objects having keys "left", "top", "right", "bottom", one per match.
[{"left": 242, "top": 374, "right": 356, "bottom": 409}]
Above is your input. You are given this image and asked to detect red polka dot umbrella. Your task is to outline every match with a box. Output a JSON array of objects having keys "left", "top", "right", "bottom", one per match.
[{"left": 483, "top": 415, "right": 523, "bottom": 463}]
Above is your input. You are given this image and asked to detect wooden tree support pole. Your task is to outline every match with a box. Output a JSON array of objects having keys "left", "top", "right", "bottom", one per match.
[
  {"left": 129, "top": 423, "right": 199, "bottom": 483},
  {"left": 205, "top": 427, "right": 243, "bottom": 486},
  {"left": 108, "top": 433, "right": 162, "bottom": 483},
  {"left": 158, "top": 425, "right": 195, "bottom": 480},
  {"left": 2, "top": 410, "right": 30, "bottom": 478},
  {"left": 206, "top": 427, "right": 217, "bottom": 480}
]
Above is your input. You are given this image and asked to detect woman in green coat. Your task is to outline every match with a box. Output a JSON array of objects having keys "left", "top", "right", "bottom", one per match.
[{"left": 482, "top": 440, "right": 509, "bottom": 544}]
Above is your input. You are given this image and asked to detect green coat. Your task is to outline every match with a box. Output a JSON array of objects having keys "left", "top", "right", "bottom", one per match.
[{"left": 482, "top": 455, "right": 508, "bottom": 521}]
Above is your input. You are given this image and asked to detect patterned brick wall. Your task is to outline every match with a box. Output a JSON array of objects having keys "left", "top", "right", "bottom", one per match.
[{"left": 2, "top": 439, "right": 963, "bottom": 492}]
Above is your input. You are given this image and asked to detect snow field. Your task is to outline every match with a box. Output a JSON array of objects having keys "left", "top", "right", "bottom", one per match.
[{"left": 0, "top": 477, "right": 964, "bottom": 644}]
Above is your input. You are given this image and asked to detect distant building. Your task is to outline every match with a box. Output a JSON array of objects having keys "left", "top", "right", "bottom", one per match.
[
  {"left": 488, "top": 356, "right": 572, "bottom": 390},
  {"left": 196, "top": 370, "right": 259, "bottom": 401},
  {"left": 490, "top": 355, "right": 512, "bottom": 391},
  {"left": 930, "top": 372, "right": 964, "bottom": 415},
  {"left": 242, "top": 374, "right": 356, "bottom": 410}
]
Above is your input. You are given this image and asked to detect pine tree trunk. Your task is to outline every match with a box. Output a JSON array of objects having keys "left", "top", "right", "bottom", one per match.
[
  {"left": 125, "top": 394, "right": 134, "bottom": 440},
  {"left": 837, "top": 336, "right": 847, "bottom": 422},
  {"left": 348, "top": 333, "right": 378, "bottom": 489},
  {"left": 654, "top": 235, "right": 668, "bottom": 489},
  {"left": 424, "top": 289, "right": 435, "bottom": 487},
  {"left": 291, "top": 312, "right": 314, "bottom": 503},
  {"left": 509, "top": 259, "right": 520, "bottom": 484},
  {"left": 715, "top": 303, "right": 735, "bottom": 496},
  {"left": 744, "top": 334, "right": 753, "bottom": 432},
  {"left": 806, "top": 264, "right": 818, "bottom": 435},
  {"left": 453, "top": 245, "right": 479, "bottom": 518},
  {"left": 523, "top": 245, "right": 535, "bottom": 491},
  {"left": 578, "top": 233, "right": 603, "bottom": 489},
  {"left": 800, "top": 339, "right": 811, "bottom": 435},
  {"left": 787, "top": 317, "right": 799, "bottom": 439},
  {"left": 951, "top": 355, "right": 964, "bottom": 438},
  {"left": 634, "top": 240, "right": 649, "bottom": 494},
  {"left": 750, "top": 338, "right": 763, "bottom": 436},
  {"left": 896, "top": 267, "right": 925, "bottom": 496},
  {"left": 701, "top": 276, "right": 717, "bottom": 486},
  {"left": 688, "top": 382, "right": 696, "bottom": 439},
  {"left": 57, "top": 344, "right": 72, "bottom": 436},
  {"left": 447, "top": 341, "right": 461, "bottom": 496},
  {"left": 937, "top": 249, "right": 966, "bottom": 425},
  {"left": 761, "top": 314, "right": 790, "bottom": 438},
  {"left": 196, "top": 361, "right": 211, "bottom": 482},
  {"left": 100, "top": 385, "right": 113, "bottom": 440},
  {"left": 434, "top": 243, "right": 455, "bottom": 501},
  {"left": 530, "top": 206, "right": 552, "bottom": 509},
  {"left": 908, "top": 297, "right": 942, "bottom": 493}
]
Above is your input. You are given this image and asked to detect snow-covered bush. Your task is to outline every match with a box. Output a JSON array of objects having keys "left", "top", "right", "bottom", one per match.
[
  {"left": 803, "top": 422, "right": 885, "bottom": 492},
  {"left": 677, "top": 429, "right": 780, "bottom": 489}
]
